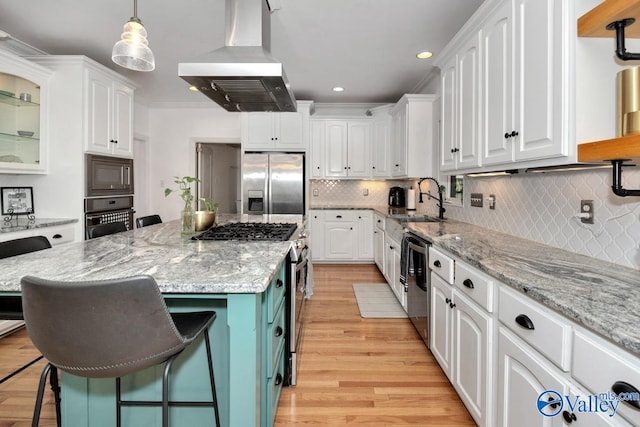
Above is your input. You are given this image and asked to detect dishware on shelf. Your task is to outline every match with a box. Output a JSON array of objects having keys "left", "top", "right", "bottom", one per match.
[{"left": 17, "top": 130, "right": 34, "bottom": 137}]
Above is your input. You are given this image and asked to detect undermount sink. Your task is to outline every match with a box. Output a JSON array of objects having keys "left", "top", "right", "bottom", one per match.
[{"left": 389, "top": 214, "right": 441, "bottom": 223}]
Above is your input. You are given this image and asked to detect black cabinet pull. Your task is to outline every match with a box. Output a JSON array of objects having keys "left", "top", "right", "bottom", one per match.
[
  {"left": 276, "top": 279, "right": 283, "bottom": 288},
  {"left": 274, "top": 326, "right": 283, "bottom": 337},
  {"left": 612, "top": 381, "right": 640, "bottom": 409},
  {"left": 463, "top": 279, "right": 474, "bottom": 289},
  {"left": 445, "top": 298, "right": 451, "bottom": 304},
  {"left": 511, "top": 130, "right": 519, "bottom": 137},
  {"left": 336, "top": 215, "right": 342, "bottom": 218},
  {"left": 52, "top": 234, "right": 62, "bottom": 239},
  {"left": 504, "top": 132, "right": 510, "bottom": 139},
  {"left": 515, "top": 314, "right": 535, "bottom": 330},
  {"left": 433, "top": 260, "right": 441, "bottom": 268},
  {"left": 275, "top": 373, "right": 283, "bottom": 386},
  {"left": 562, "top": 411, "right": 576, "bottom": 423},
  {"left": 395, "top": 164, "right": 400, "bottom": 167},
  {"left": 449, "top": 302, "right": 456, "bottom": 309}
]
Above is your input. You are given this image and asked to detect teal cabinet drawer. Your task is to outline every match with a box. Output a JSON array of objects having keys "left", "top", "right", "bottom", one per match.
[
  {"left": 267, "top": 268, "right": 286, "bottom": 323},
  {"left": 267, "top": 348, "right": 285, "bottom": 425},
  {"left": 267, "top": 302, "right": 286, "bottom": 377}
]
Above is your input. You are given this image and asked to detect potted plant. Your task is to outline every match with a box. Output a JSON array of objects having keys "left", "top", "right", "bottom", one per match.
[
  {"left": 194, "top": 197, "right": 219, "bottom": 231},
  {"left": 164, "top": 176, "right": 198, "bottom": 235}
]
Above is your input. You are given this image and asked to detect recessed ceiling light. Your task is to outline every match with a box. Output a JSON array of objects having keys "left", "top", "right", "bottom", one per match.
[
  {"left": 188, "top": 85, "right": 199, "bottom": 92},
  {"left": 332, "top": 87, "right": 344, "bottom": 92},
  {"left": 416, "top": 51, "right": 433, "bottom": 59}
]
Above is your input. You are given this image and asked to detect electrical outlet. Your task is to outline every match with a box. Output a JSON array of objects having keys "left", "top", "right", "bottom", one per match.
[
  {"left": 363, "top": 188, "right": 369, "bottom": 196},
  {"left": 470, "top": 193, "right": 483, "bottom": 207},
  {"left": 488, "top": 194, "right": 496, "bottom": 210},
  {"left": 580, "top": 200, "right": 594, "bottom": 224},
  {"left": 313, "top": 188, "right": 319, "bottom": 197}
]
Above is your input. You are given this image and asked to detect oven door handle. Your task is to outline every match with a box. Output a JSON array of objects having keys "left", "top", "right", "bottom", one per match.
[{"left": 407, "top": 241, "right": 428, "bottom": 255}]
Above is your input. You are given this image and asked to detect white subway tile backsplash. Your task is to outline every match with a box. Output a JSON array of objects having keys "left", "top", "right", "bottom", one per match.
[{"left": 310, "top": 168, "right": 640, "bottom": 270}]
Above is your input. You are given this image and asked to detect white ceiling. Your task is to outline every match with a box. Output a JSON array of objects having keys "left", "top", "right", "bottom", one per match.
[{"left": 0, "top": 0, "right": 484, "bottom": 106}]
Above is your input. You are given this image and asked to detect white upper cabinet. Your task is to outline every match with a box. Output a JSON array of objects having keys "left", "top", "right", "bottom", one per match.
[
  {"left": 437, "top": 0, "right": 573, "bottom": 174},
  {"left": 371, "top": 106, "right": 392, "bottom": 177},
  {"left": 440, "top": 34, "right": 482, "bottom": 173},
  {"left": 241, "top": 101, "right": 313, "bottom": 151},
  {"left": 311, "top": 118, "right": 372, "bottom": 178},
  {"left": 85, "top": 67, "right": 134, "bottom": 157},
  {"left": 0, "top": 51, "right": 51, "bottom": 174},
  {"left": 390, "top": 94, "right": 438, "bottom": 178}
]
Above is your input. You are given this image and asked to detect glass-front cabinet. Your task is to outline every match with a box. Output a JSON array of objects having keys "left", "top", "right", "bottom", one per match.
[{"left": 0, "top": 50, "right": 51, "bottom": 174}]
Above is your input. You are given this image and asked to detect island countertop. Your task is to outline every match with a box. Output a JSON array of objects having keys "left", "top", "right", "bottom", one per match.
[{"left": 0, "top": 217, "right": 295, "bottom": 294}]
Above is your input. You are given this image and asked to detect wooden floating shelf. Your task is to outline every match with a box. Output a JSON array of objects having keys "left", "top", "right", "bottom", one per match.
[
  {"left": 578, "top": 134, "right": 640, "bottom": 163},
  {"left": 578, "top": 0, "right": 640, "bottom": 38}
]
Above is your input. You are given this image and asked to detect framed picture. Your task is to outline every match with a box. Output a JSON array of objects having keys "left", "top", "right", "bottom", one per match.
[{"left": 1, "top": 187, "right": 34, "bottom": 215}]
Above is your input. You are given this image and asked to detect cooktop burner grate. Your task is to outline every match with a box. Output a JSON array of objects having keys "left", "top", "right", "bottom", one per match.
[{"left": 192, "top": 222, "right": 297, "bottom": 241}]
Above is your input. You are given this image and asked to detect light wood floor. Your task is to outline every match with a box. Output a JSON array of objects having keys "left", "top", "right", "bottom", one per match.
[
  {"left": 275, "top": 264, "right": 475, "bottom": 426},
  {"left": 0, "top": 264, "right": 475, "bottom": 426}
]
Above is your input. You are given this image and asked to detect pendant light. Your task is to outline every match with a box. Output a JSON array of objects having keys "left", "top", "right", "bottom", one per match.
[{"left": 111, "top": 0, "right": 155, "bottom": 72}]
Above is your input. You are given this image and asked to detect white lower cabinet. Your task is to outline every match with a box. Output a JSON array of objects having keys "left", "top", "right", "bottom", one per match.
[
  {"left": 0, "top": 223, "right": 76, "bottom": 246},
  {"left": 497, "top": 327, "right": 567, "bottom": 427},
  {"left": 384, "top": 233, "right": 404, "bottom": 309},
  {"left": 373, "top": 212, "right": 385, "bottom": 273},
  {"left": 431, "top": 269, "right": 492, "bottom": 427},
  {"left": 310, "top": 209, "right": 373, "bottom": 262}
]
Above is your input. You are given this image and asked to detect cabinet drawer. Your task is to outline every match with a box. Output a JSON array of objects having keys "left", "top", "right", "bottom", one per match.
[
  {"left": 429, "top": 246, "right": 454, "bottom": 284},
  {"left": 324, "top": 210, "right": 354, "bottom": 222},
  {"left": 267, "top": 268, "right": 286, "bottom": 323},
  {"left": 267, "top": 302, "right": 286, "bottom": 377},
  {"left": 498, "top": 286, "right": 571, "bottom": 371},
  {"left": 40, "top": 225, "right": 76, "bottom": 246},
  {"left": 454, "top": 262, "right": 494, "bottom": 312},
  {"left": 573, "top": 330, "right": 640, "bottom": 425}
]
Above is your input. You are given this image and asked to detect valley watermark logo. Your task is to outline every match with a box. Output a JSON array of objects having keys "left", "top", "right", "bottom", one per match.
[{"left": 537, "top": 389, "right": 638, "bottom": 418}]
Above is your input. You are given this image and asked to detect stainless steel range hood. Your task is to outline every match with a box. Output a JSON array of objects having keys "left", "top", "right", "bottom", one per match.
[{"left": 179, "top": 0, "right": 296, "bottom": 112}]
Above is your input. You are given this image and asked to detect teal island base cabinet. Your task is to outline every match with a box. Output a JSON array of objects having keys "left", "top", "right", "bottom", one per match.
[{"left": 58, "top": 264, "right": 287, "bottom": 427}]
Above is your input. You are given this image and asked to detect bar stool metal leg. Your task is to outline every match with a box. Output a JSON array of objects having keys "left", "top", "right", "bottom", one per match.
[
  {"left": 48, "top": 365, "right": 61, "bottom": 427},
  {"left": 31, "top": 363, "right": 51, "bottom": 427},
  {"left": 203, "top": 327, "right": 220, "bottom": 427}
]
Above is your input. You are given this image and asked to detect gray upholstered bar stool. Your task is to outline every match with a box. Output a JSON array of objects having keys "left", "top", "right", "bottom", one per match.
[
  {"left": 21, "top": 275, "right": 220, "bottom": 427},
  {"left": 85, "top": 221, "right": 128, "bottom": 239},
  {"left": 136, "top": 214, "right": 162, "bottom": 228}
]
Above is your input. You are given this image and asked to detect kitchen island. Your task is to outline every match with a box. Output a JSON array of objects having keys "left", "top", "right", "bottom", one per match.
[{"left": 0, "top": 218, "right": 295, "bottom": 426}]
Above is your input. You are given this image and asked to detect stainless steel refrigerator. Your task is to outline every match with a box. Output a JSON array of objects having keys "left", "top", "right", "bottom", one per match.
[{"left": 242, "top": 153, "right": 304, "bottom": 215}]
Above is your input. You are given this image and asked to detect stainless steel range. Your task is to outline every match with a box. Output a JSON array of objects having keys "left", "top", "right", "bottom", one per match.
[{"left": 193, "top": 221, "right": 308, "bottom": 386}]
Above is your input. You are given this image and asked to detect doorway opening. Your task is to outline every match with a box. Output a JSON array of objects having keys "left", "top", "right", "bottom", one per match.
[{"left": 195, "top": 143, "right": 241, "bottom": 214}]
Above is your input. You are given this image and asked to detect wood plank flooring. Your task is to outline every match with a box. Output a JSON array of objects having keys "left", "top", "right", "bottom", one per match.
[
  {"left": 275, "top": 264, "right": 475, "bottom": 426},
  {"left": 0, "top": 264, "right": 475, "bottom": 426}
]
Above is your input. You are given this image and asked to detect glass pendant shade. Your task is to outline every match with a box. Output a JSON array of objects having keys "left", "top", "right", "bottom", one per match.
[{"left": 112, "top": 10, "right": 155, "bottom": 72}]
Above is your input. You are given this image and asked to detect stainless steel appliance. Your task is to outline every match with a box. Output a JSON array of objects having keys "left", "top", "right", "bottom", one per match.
[
  {"left": 84, "top": 196, "right": 134, "bottom": 232},
  {"left": 191, "top": 220, "right": 309, "bottom": 386},
  {"left": 402, "top": 232, "right": 430, "bottom": 347},
  {"left": 85, "top": 154, "right": 134, "bottom": 197},
  {"left": 388, "top": 186, "right": 405, "bottom": 208},
  {"left": 85, "top": 154, "right": 135, "bottom": 238},
  {"left": 242, "top": 153, "right": 304, "bottom": 215}
]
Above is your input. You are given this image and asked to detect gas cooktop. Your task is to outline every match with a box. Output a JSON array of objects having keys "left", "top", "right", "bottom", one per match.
[{"left": 192, "top": 222, "right": 297, "bottom": 241}]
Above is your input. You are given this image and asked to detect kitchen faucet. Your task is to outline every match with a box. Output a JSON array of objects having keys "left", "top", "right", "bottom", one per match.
[{"left": 418, "top": 177, "right": 446, "bottom": 220}]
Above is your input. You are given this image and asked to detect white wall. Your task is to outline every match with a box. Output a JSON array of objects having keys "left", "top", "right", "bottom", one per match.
[{"left": 147, "top": 105, "right": 241, "bottom": 221}]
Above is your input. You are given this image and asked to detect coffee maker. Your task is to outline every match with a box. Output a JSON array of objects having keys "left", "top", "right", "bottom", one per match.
[{"left": 388, "top": 187, "right": 406, "bottom": 207}]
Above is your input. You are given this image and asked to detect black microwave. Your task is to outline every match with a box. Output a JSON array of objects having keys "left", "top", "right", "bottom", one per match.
[{"left": 85, "top": 154, "right": 134, "bottom": 197}]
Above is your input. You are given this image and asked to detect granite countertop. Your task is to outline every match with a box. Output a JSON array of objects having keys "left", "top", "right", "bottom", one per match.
[
  {"left": 403, "top": 219, "right": 640, "bottom": 356},
  {"left": 1, "top": 218, "right": 78, "bottom": 234},
  {"left": 0, "top": 215, "right": 296, "bottom": 294}
]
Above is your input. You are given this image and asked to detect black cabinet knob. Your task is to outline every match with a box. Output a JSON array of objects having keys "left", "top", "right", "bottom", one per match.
[
  {"left": 515, "top": 314, "right": 535, "bottom": 330},
  {"left": 511, "top": 130, "right": 519, "bottom": 137},
  {"left": 562, "top": 411, "right": 576, "bottom": 423},
  {"left": 433, "top": 260, "right": 441, "bottom": 268},
  {"left": 449, "top": 302, "right": 456, "bottom": 309},
  {"left": 276, "top": 279, "right": 283, "bottom": 288},
  {"left": 445, "top": 298, "right": 451, "bottom": 304},
  {"left": 274, "top": 326, "right": 283, "bottom": 337},
  {"left": 504, "top": 132, "right": 510, "bottom": 139},
  {"left": 275, "top": 373, "right": 283, "bottom": 386}
]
